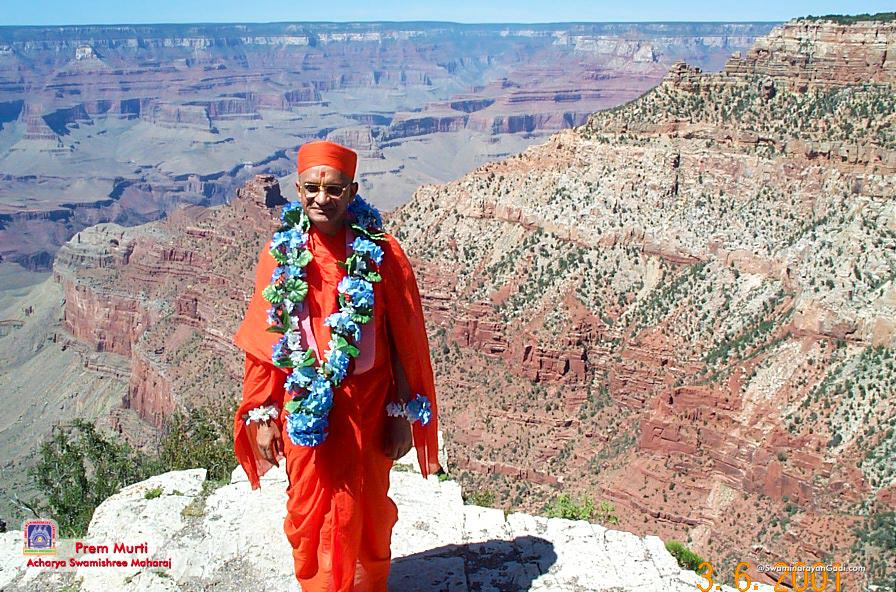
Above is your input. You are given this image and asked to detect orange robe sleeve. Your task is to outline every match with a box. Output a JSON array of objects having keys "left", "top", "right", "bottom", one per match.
[
  {"left": 381, "top": 234, "right": 441, "bottom": 479},
  {"left": 233, "top": 352, "right": 287, "bottom": 490},
  {"left": 232, "top": 239, "right": 288, "bottom": 490}
]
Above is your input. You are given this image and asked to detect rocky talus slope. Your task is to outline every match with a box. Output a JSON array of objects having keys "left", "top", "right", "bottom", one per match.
[
  {"left": 0, "top": 439, "right": 774, "bottom": 592},
  {"left": 386, "top": 16, "right": 895, "bottom": 589}
]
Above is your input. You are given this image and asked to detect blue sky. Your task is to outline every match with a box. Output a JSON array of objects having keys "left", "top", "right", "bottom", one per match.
[{"left": 1, "top": 0, "right": 892, "bottom": 26}]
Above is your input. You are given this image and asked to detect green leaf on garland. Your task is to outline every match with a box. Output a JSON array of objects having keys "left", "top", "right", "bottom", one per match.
[
  {"left": 297, "top": 249, "right": 313, "bottom": 266},
  {"left": 344, "top": 344, "right": 360, "bottom": 357},
  {"left": 351, "top": 224, "right": 386, "bottom": 241},
  {"left": 284, "top": 398, "right": 301, "bottom": 413},
  {"left": 291, "top": 281, "right": 308, "bottom": 302},
  {"left": 265, "top": 326, "right": 286, "bottom": 334},
  {"left": 262, "top": 285, "right": 283, "bottom": 304},
  {"left": 280, "top": 309, "right": 291, "bottom": 328},
  {"left": 350, "top": 312, "right": 372, "bottom": 324},
  {"left": 365, "top": 271, "right": 382, "bottom": 283},
  {"left": 301, "top": 348, "right": 316, "bottom": 367}
]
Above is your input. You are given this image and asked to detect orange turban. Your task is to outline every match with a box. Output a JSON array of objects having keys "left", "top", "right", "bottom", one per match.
[{"left": 296, "top": 140, "right": 358, "bottom": 179}]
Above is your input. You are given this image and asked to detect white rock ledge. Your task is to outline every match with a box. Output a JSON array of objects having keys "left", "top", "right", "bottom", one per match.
[{"left": 1, "top": 458, "right": 773, "bottom": 591}]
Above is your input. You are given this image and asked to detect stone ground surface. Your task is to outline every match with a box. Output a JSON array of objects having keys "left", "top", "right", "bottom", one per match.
[{"left": 0, "top": 443, "right": 774, "bottom": 592}]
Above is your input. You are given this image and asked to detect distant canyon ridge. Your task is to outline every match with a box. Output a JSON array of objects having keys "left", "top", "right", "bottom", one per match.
[
  {"left": 0, "top": 21, "right": 773, "bottom": 270},
  {"left": 0, "top": 14, "right": 893, "bottom": 591}
]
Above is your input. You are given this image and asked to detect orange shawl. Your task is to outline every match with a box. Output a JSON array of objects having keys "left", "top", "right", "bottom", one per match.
[{"left": 232, "top": 227, "right": 440, "bottom": 490}]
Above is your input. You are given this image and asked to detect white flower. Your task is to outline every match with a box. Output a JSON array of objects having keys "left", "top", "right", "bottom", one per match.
[
  {"left": 287, "top": 331, "right": 303, "bottom": 350},
  {"left": 244, "top": 404, "right": 279, "bottom": 425},
  {"left": 289, "top": 349, "right": 307, "bottom": 365}
]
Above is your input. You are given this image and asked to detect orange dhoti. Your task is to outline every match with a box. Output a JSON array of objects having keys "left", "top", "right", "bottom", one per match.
[{"left": 232, "top": 224, "right": 439, "bottom": 591}]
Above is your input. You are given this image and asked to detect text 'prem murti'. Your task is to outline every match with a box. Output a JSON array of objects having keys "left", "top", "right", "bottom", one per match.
[{"left": 26, "top": 541, "right": 173, "bottom": 569}]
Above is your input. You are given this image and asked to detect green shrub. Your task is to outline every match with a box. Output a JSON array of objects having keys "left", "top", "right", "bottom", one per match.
[
  {"left": 158, "top": 397, "right": 238, "bottom": 482},
  {"left": 665, "top": 539, "right": 707, "bottom": 573},
  {"left": 465, "top": 488, "right": 497, "bottom": 507},
  {"left": 144, "top": 486, "right": 163, "bottom": 500},
  {"left": 27, "top": 419, "right": 164, "bottom": 536},
  {"left": 27, "top": 397, "right": 238, "bottom": 537},
  {"left": 595, "top": 499, "right": 620, "bottom": 525},
  {"left": 545, "top": 493, "right": 595, "bottom": 521}
]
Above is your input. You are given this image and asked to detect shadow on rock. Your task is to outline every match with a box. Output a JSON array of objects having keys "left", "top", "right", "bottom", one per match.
[{"left": 389, "top": 535, "right": 557, "bottom": 591}]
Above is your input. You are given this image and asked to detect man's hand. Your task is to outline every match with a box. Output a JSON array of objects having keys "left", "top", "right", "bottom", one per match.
[
  {"left": 256, "top": 420, "right": 283, "bottom": 467},
  {"left": 382, "top": 415, "right": 412, "bottom": 460}
]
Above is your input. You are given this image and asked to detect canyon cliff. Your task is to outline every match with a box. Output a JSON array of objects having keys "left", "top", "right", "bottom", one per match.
[
  {"left": 4, "top": 14, "right": 894, "bottom": 591},
  {"left": 384, "top": 15, "right": 896, "bottom": 589}
]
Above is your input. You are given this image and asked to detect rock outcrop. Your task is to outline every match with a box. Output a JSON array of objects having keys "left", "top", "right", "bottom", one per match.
[
  {"left": 51, "top": 174, "right": 286, "bottom": 434},
  {"left": 0, "top": 444, "right": 772, "bottom": 592},
  {"left": 724, "top": 17, "right": 896, "bottom": 87}
]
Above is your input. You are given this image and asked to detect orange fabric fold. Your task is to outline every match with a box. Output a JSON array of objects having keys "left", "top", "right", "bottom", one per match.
[
  {"left": 233, "top": 352, "right": 287, "bottom": 490},
  {"left": 231, "top": 223, "right": 440, "bottom": 591},
  {"left": 233, "top": 238, "right": 281, "bottom": 367}
]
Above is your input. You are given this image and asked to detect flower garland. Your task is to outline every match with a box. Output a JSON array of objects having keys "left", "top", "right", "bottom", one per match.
[
  {"left": 261, "top": 195, "right": 431, "bottom": 447},
  {"left": 385, "top": 398, "right": 433, "bottom": 425}
]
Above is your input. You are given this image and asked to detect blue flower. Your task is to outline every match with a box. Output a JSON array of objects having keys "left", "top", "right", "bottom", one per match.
[
  {"left": 285, "top": 411, "right": 328, "bottom": 441},
  {"left": 324, "top": 348, "right": 351, "bottom": 383},
  {"left": 324, "top": 311, "right": 361, "bottom": 341},
  {"left": 271, "top": 230, "right": 289, "bottom": 250},
  {"left": 272, "top": 228, "right": 307, "bottom": 253},
  {"left": 351, "top": 237, "right": 384, "bottom": 265},
  {"left": 337, "top": 276, "right": 374, "bottom": 308},
  {"left": 284, "top": 265, "right": 305, "bottom": 280},
  {"left": 272, "top": 335, "right": 289, "bottom": 361},
  {"left": 280, "top": 201, "right": 304, "bottom": 224},
  {"left": 270, "top": 267, "right": 285, "bottom": 283},
  {"left": 347, "top": 195, "right": 383, "bottom": 229},
  {"left": 405, "top": 394, "right": 433, "bottom": 426},
  {"left": 285, "top": 366, "right": 316, "bottom": 392},
  {"left": 298, "top": 384, "right": 334, "bottom": 415},
  {"left": 351, "top": 290, "right": 374, "bottom": 309},
  {"left": 309, "top": 376, "right": 333, "bottom": 398},
  {"left": 293, "top": 429, "right": 328, "bottom": 447}
]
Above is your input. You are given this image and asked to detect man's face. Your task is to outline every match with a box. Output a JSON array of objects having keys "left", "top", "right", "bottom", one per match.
[{"left": 295, "top": 165, "right": 358, "bottom": 231}]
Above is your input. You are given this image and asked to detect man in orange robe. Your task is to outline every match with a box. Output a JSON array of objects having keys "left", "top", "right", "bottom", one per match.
[{"left": 231, "top": 140, "right": 440, "bottom": 591}]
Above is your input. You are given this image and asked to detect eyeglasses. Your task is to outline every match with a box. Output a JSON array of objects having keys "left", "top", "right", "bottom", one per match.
[{"left": 301, "top": 182, "right": 349, "bottom": 198}]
